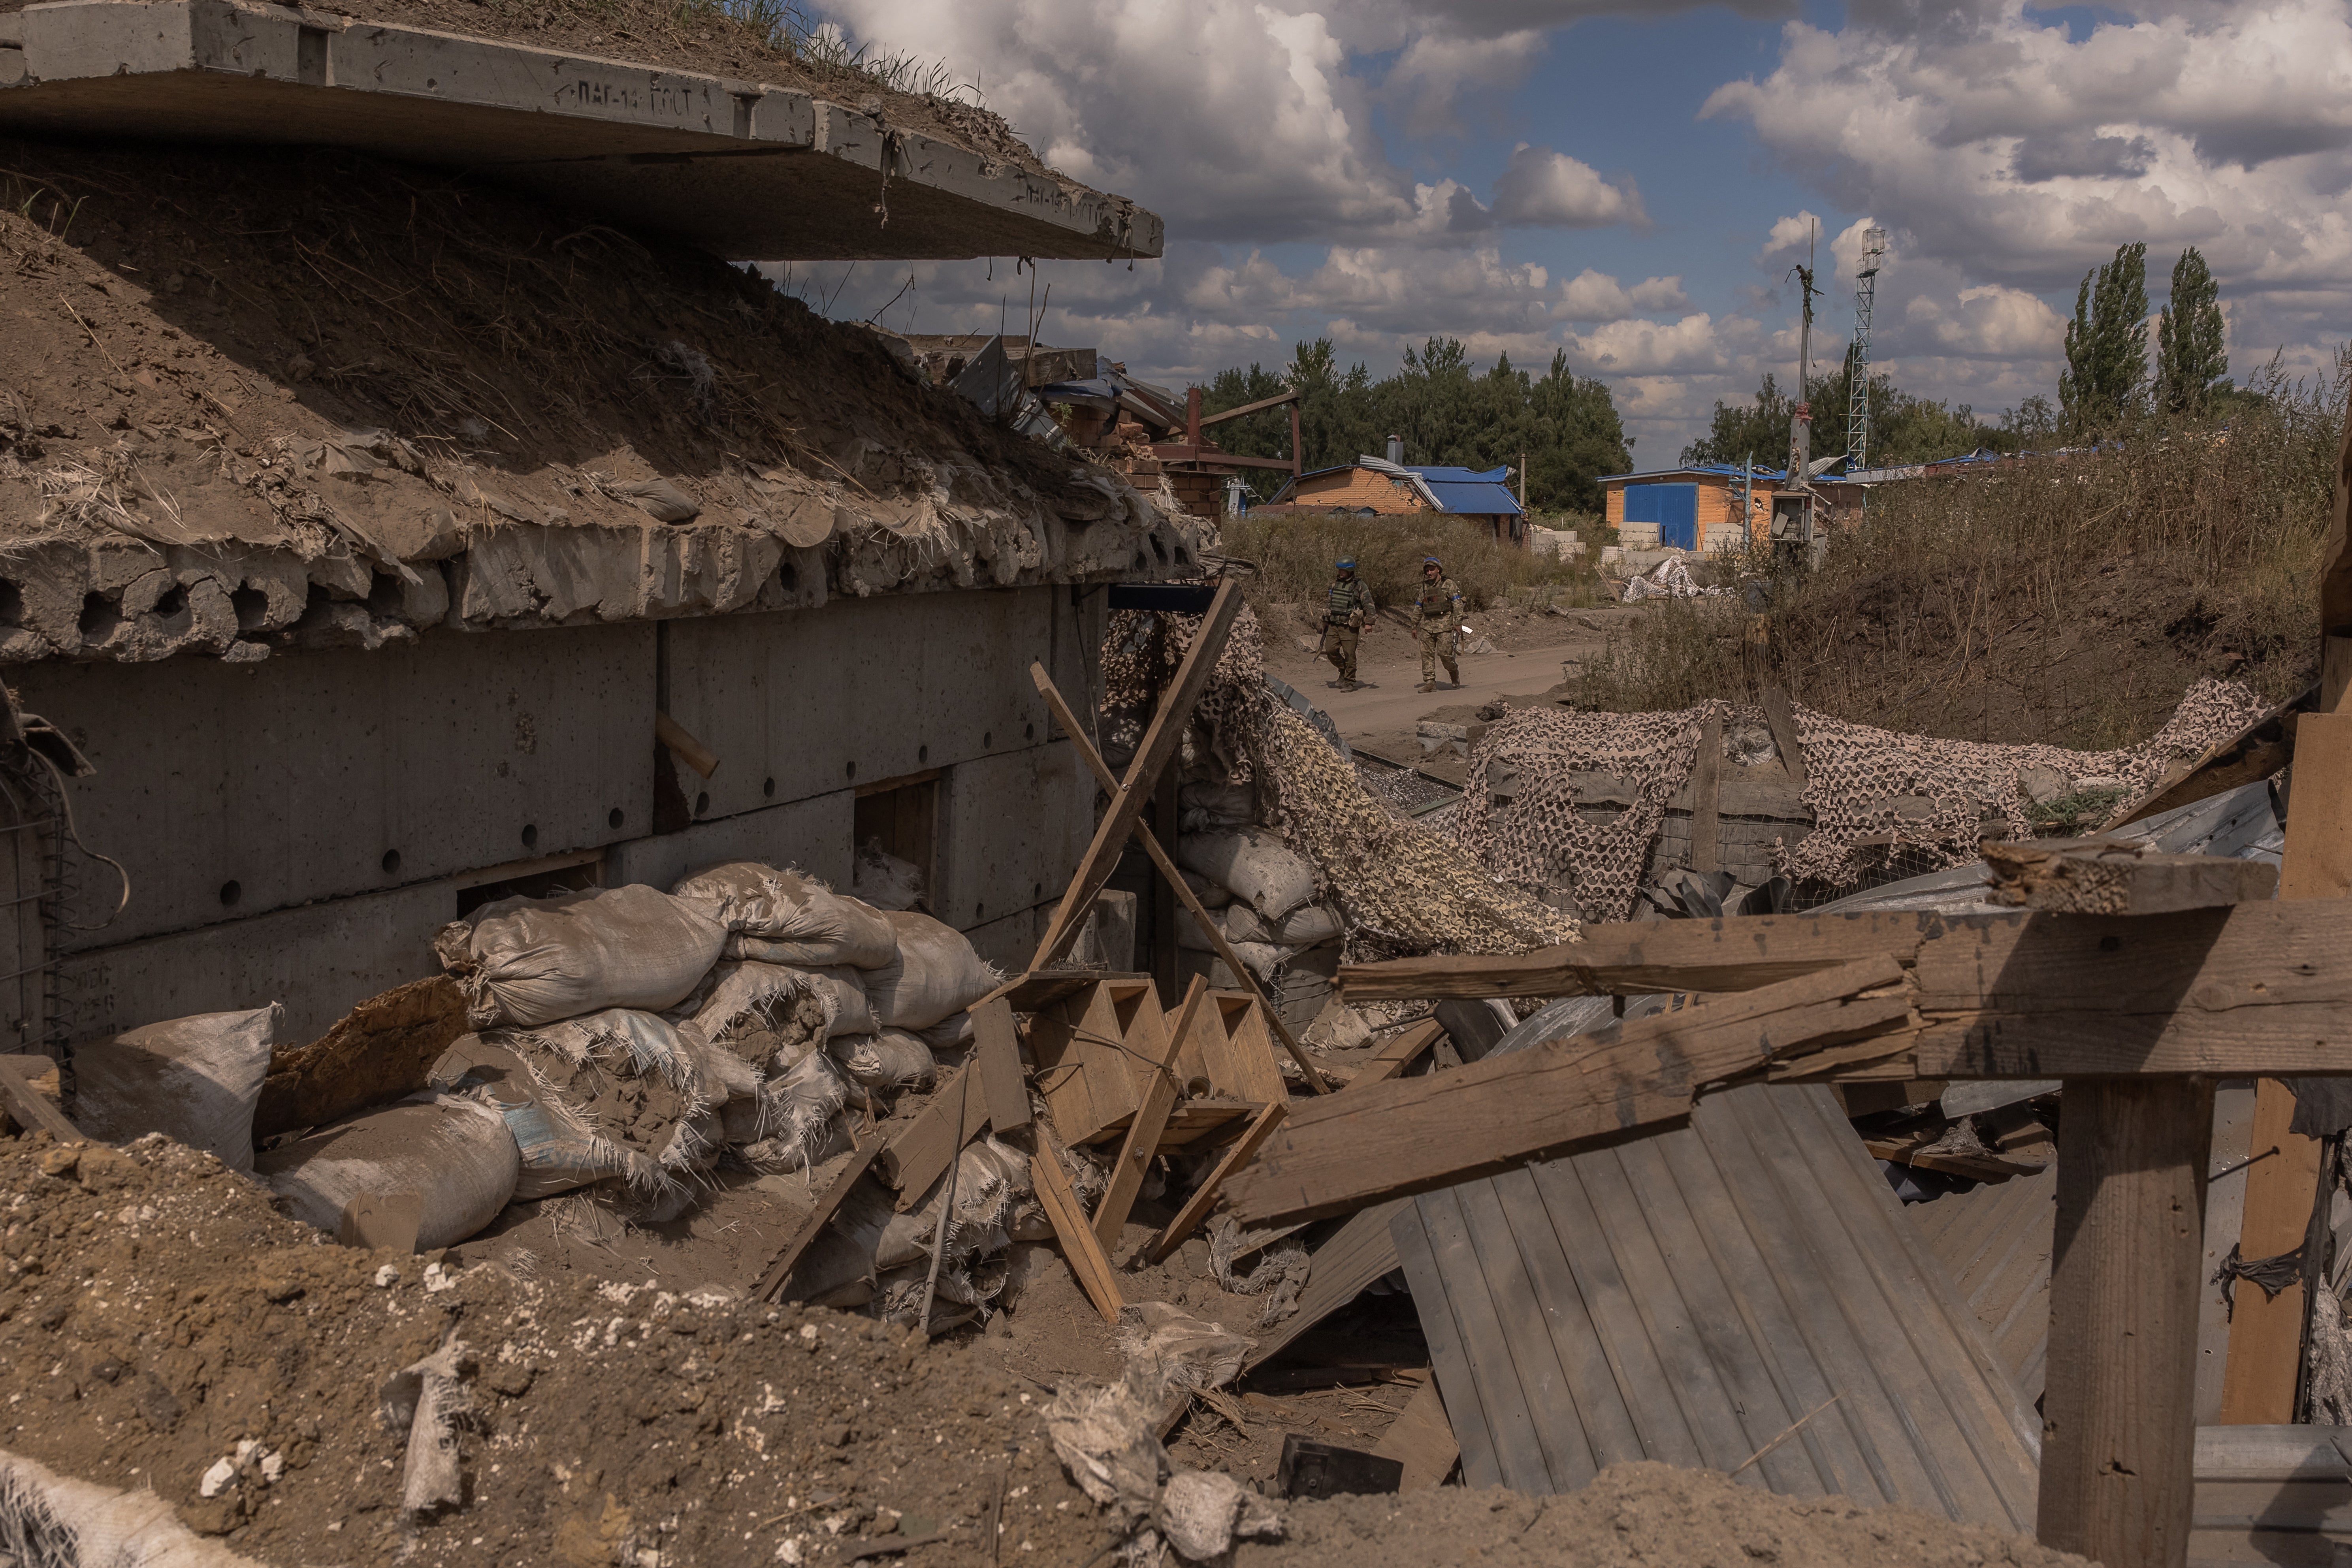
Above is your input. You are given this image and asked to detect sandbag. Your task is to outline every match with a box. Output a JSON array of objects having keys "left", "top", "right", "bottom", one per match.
[
  {"left": 0, "top": 1447, "right": 262, "bottom": 1568},
  {"left": 257, "top": 1093, "right": 518, "bottom": 1249},
  {"left": 1177, "top": 905, "right": 1220, "bottom": 952},
  {"left": 852, "top": 839, "right": 926, "bottom": 912},
  {"left": 1177, "top": 828, "right": 1316, "bottom": 920},
  {"left": 435, "top": 885, "right": 727, "bottom": 1029},
  {"left": 1181, "top": 870, "right": 1233, "bottom": 910},
  {"left": 429, "top": 1036, "right": 656, "bottom": 1202},
  {"left": 919, "top": 1011, "right": 975, "bottom": 1052},
  {"left": 1226, "top": 902, "right": 1342, "bottom": 947},
  {"left": 725, "top": 896, "right": 899, "bottom": 969},
  {"left": 828, "top": 1030, "right": 938, "bottom": 1093},
  {"left": 863, "top": 911, "right": 998, "bottom": 1030},
  {"left": 73, "top": 1004, "right": 279, "bottom": 1175},
  {"left": 740, "top": 1052, "right": 854, "bottom": 1173},
  {"left": 690, "top": 961, "right": 873, "bottom": 1045}
]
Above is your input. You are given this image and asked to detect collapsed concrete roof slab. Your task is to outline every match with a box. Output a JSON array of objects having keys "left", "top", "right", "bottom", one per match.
[{"left": 0, "top": 0, "right": 1161, "bottom": 262}]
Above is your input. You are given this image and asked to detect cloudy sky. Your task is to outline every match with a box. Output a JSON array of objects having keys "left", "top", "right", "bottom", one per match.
[{"left": 797, "top": 0, "right": 2352, "bottom": 461}]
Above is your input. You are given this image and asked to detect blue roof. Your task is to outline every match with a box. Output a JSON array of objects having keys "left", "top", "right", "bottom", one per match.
[
  {"left": 1597, "top": 463, "right": 1790, "bottom": 483},
  {"left": 1418, "top": 476, "right": 1523, "bottom": 516}
]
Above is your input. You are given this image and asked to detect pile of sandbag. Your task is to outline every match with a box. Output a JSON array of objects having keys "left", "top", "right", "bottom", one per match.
[
  {"left": 1172, "top": 816, "right": 1344, "bottom": 1022},
  {"left": 80, "top": 864, "right": 1004, "bottom": 1256}
]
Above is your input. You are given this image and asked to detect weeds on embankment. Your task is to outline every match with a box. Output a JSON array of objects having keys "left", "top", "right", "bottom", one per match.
[
  {"left": 1220, "top": 511, "right": 1609, "bottom": 614},
  {"left": 1572, "top": 350, "right": 2348, "bottom": 746}
]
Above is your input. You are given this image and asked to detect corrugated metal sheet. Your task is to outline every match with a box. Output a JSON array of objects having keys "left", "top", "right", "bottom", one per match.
[
  {"left": 1911, "top": 1168, "right": 2055, "bottom": 1408},
  {"left": 1392, "top": 1082, "right": 2043, "bottom": 1531}
]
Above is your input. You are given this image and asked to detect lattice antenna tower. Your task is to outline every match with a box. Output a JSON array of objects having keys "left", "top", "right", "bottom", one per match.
[{"left": 1847, "top": 224, "right": 1888, "bottom": 474}]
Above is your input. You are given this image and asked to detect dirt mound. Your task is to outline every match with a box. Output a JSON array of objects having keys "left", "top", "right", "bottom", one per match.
[
  {"left": 1243, "top": 1464, "right": 2086, "bottom": 1568},
  {"left": 2, "top": 1125, "right": 2086, "bottom": 1567},
  {"left": 0, "top": 138, "right": 1192, "bottom": 663}
]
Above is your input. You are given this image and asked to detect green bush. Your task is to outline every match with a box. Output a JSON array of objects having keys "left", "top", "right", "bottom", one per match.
[{"left": 1218, "top": 510, "right": 1604, "bottom": 612}]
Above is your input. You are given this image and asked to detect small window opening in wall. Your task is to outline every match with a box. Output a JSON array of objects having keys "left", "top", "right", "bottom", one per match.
[
  {"left": 381, "top": 849, "right": 401, "bottom": 875},
  {"left": 218, "top": 879, "right": 241, "bottom": 907},
  {"left": 608, "top": 808, "right": 625, "bottom": 830},
  {"left": 455, "top": 851, "right": 602, "bottom": 918},
  {"left": 852, "top": 770, "right": 939, "bottom": 915},
  {"left": 521, "top": 824, "right": 539, "bottom": 849}
]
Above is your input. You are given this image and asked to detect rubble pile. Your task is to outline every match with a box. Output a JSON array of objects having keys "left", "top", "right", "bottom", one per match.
[{"left": 0, "top": 139, "right": 1202, "bottom": 666}]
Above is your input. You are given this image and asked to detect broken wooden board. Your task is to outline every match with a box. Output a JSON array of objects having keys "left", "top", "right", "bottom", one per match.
[
  {"left": 253, "top": 975, "right": 469, "bottom": 1137},
  {"left": 1230, "top": 956, "right": 1915, "bottom": 1226},
  {"left": 1981, "top": 838, "right": 2278, "bottom": 915},
  {"left": 1032, "top": 1143, "right": 1123, "bottom": 1322},
  {"left": 758, "top": 1136, "right": 887, "bottom": 1303},
  {"left": 1372, "top": 1377, "right": 1459, "bottom": 1491},
  {"left": 1862, "top": 1137, "right": 2047, "bottom": 1183},
  {"left": 1094, "top": 979, "right": 1203, "bottom": 1249},
  {"left": 1143, "top": 1099, "right": 1287, "bottom": 1265},
  {"left": 1351, "top": 1020, "right": 1445, "bottom": 1088},
  {"left": 976, "top": 970, "right": 1151, "bottom": 1015},
  {"left": 1032, "top": 577, "right": 1243, "bottom": 970},
  {"left": 1761, "top": 686, "right": 1808, "bottom": 787},
  {"left": 969, "top": 998, "right": 1031, "bottom": 1137},
  {"left": 0, "top": 1053, "right": 81, "bottom": 1141},
  {"left": 877, "top": 1062, "right": 990, "bottom": 1209},
  {"left": 1339, "top": 909, "right": 1978, "bottom": 1000}
]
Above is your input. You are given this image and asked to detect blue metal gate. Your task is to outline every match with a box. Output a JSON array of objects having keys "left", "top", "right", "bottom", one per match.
[{"left": 1624, "top": 483, "right": 1699, "bottom": 550}]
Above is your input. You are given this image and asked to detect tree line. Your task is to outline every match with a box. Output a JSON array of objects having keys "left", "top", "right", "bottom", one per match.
[
  {"left": 1683, "top": 244, "right": 2241, "bottom": 469},
  {"left": 1198, "top": 337, "right": 1633, "bottom": 513}
]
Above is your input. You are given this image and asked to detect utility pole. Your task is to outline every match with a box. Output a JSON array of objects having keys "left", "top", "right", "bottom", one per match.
[{"left": 1774, "top": 222, "right": 1825, "bottom": 570}]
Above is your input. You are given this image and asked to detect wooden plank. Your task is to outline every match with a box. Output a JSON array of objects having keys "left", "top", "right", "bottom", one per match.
[
  {"left": 1352, "top": 1019, "right": 1444, "bottom": 1087},
  {"left": 757, "top": 1136, "right": 886, "bottom": 1302},
  {"left": 1370, "top": 1377, "right": 1459, "bottom": 1490},
  {"left": 1031, "top": 577, "right": 1243, "bottom": 971},
  {"left": 1863, "top": 1138, "right": 2046, "bottom": 1183},
  {"left": 1388, "top": 1205, "right": 1500, "bottom": 1491},
  {"left": 2218, "top": 708, "right": 2352, "bottom": 1428},
  {"left": 1244, "top": 1199, "right": 1410, "bottom": 1369},
  {"left": 1209, "top": 995, "right": 1293, "bottom": 1103},
  {"left": 2117, "top": 704, "right": 2299, "bottom": 828},
  {"left": 1025, "top": 983, "right": 1142, "bottom": 1146},
  {"left": 1141, "top": 1099, "right": 1286, "bottom": 1265},
  {"left": 1913, "top": 900, "right": 2352, "bottom": 1077},
  {"left": 1340, "top": 909, "right": 1965, "bottom": 1000},
  {"left": 876, "top": 1063, "right": 989, "bottom": 1210},
  {"left": 1689, "top": 711, "right": 1722, "bottom": 874},
  {"left": 1031, "top": 1143, "right": 1123, "bottom": 1323},
  {"left": 0, "top": 1054, "right": 80, "bottom": 1142},
  {"left": 2197, "top": 1082, "right": 2258, "bottom": 1425},
  {"left": 1148, "top": 1102, "right": 1258, "bottom": 1149},
  {"left": 1409, "top": 1184, "right": 1553, "bottom": 1494},
  {"left": 1761, "top": 686, "right": 1808, "bottom": 788},
  {"left": 1029, "top": 661, "right": 1328, "bottom": 1092},
  {"left": 1457, "top": 1175, "right": 1606, "bottom": 1490},
  {"left": 2220, "top": 1077, "right": 2321, "bottom": 1424},
  {"left": 969, "top": 999, "right": 1031, "bottom": 1137},
  {"left": 1981, "top": 839, "right": 2279, "bottom": 914},
  {"left": 1229, "top": 956, "right": 1913, "bottom": 1227},
  {"left": 975, "top": 969, "right": 1147, "bottom": 1015},
  {"left": 1095, "top": 978, "right": 1203, "bottom": 1250},
  {"left": 2038, "top": 1077, "right": 2215, "bottom": 1568}
]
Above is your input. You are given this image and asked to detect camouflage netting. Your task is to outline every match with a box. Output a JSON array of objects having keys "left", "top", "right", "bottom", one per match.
[
  {"left": 1102, "top": 601, "right": 1575, "bottom": 959},
  {"left": 1455, "top": 677, "right": 2272, "bottom": 920}
]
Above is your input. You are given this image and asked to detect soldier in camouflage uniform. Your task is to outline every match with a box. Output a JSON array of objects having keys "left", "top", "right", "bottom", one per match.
[
  {"left": 1320, "top": 557, "right": 1370, "bottom": 689},
  {"left": 1414, "top": 555, "right": 1464, "bottom": 692}
]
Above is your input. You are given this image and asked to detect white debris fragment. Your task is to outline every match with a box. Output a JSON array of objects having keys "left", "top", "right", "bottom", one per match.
[
  {"left": 198, "top": 1457, "right": 237, "bottom": 1498},
  {"left": 373, "top": 1265, "right": 399, "bottom": 1288}
]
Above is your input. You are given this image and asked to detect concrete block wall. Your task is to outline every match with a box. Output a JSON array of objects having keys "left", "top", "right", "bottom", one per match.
[{"left": 20, "top": 585, "right": 1101, "bottom": 1042}]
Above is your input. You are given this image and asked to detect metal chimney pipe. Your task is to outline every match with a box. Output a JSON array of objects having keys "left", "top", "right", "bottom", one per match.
[{"left": 1385, "top": 434, "right": 1403, "bottom": 465}]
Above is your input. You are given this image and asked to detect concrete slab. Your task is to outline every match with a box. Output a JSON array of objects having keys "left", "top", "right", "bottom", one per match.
[{"left": 0, "top": 0, "right": 1160, "bottom": 262}]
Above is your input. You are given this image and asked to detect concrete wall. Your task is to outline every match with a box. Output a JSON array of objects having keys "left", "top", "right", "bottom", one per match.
[{"left": 26, "top": 585, "right": 1101, "bottom": 1043}]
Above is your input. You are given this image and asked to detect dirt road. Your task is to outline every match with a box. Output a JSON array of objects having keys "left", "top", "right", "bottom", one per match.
[{"left": 1257, "top": 600, "right": 1640, "bottom": 769}]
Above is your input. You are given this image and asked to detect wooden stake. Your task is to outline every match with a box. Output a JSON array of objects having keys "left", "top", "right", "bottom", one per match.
[
  {"left": 1030, "top": 577, "right": 1243, "bottom": 971},
  {"left": 1094, "top": 977, "right": 1203, "bottom": 1250},
  {"left": 756, "top": 1134, "right": 885, "bottom": 1303},
  {"left": 1759, "top": 685, "right": 1807, "bottom": 787},
  {"left": 1030, "top": 661, "right": 1329, "bottom": 1092},
  {"left": 2036, "top": 1077, "right": 2213, "bottom": 1568},
  {"left": 1032, "top": 1142, "right": 1124, "bottom": 1322},
  {"left": 1689, "top": 711, "right": 1721, "bottom": 874},
  {"left": 1142, "top": 1099, "right": 1287, "bottom": 1266}
]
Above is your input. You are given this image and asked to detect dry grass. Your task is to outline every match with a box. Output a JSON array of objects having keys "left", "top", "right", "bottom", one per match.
[
  {"left": 1572, "top": 351, "right": 2349, "bottom": 743},
  {"left": 1219, "top": 511, "right": 1607, "bottom": 613}
]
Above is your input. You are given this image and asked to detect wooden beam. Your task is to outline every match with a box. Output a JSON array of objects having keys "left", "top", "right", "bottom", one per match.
[
  {"left": 1339, "top": 909, "right": 1966, "bottom": 1000},
  {"left": 1196, "top": 388, "right": 1301, "bottom": 428},
  {"left": 1094, "top": 977, "right": 1203, "bottom": 1250},
  {"left": 1689, "top": 711, "right": 1722, "bottom": 874},
  {"left": 1030, "top": 661, "right": 1329, "bottom": 1091},
  {"left": 1912, "top": 901, "right": 2352, "bottom": 1077},
  {"left": 1759, "top": 686, "right": 1808, "bottom": 787},
  {"left": 2037, "top": 1077, "right": 2214, "bottom": 1568},
  {"left": 1142, "top": 1099, "right": 1287, "bottom": 1265},
  {"left": 1032, "top": 576, "right": 1243, "bottom": 972},
  {"left": 1227, "top": 956, "right": 1913, "bottom": 1226},
  {"left": 1031, "top": 1143, "right": 1124, "bottom": 1323},
  {"left": 969, "top": 999, "right": 1031, "bottom": 1137},
  {"left": 1372, "top": 1376, "right": 1460, "bottom": 1491},
  {"left": 757, "top": 1134, "right": 885, "bottom": 1302},
  {"left": 877, "top": 1062, "right": 989, "bottom": 1210},
  {"left": 2218, "top": 1077, "right": 2319, "bottom": 1424},
  {"left": 1981, "top": 839, "right": 2278, "bottom": 915},
  {"left": 1350, "top": 1020, "right": 1444, "bottom": 1088},
  {"left": 0, "top": 1054, "right": 81, "bottom": 1142},
  {"left": 2116, "top": 706, "right": 2298, "bottom": 828}
]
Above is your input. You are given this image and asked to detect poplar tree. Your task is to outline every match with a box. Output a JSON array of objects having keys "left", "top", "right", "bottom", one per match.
[
  {"left": 2060, "top": 241, "right": 2149, "bottom": 429},
  {"left": 2154, "top": 246, "right": 2229, "bottom": 415}
]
